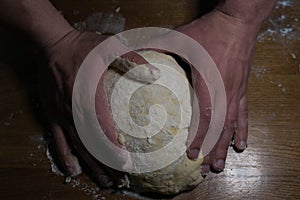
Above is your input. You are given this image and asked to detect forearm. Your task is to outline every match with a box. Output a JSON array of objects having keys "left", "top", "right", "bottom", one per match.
[
  {"left": 217, "top": 0, "right": 278, "bottom": 25},
  {"left": 0, "top": 0, "right": 74, "bottom": 48}
]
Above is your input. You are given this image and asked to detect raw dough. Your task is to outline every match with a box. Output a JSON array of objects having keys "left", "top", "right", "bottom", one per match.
[{"left": 103, "top": 51, "right": 203, "bottom": 195}]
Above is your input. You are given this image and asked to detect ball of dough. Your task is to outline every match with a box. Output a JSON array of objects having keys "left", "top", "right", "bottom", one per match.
[{"left": 103, "top": 51, "right": 203, "bottom": 195}]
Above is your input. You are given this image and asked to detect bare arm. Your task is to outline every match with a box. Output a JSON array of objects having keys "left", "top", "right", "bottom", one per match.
[
  {"left": 0, "top": 0, "right": 73, "bottom": 48},
  {"left": 0, "top": 0, "right": 153, "bottom": 185}
]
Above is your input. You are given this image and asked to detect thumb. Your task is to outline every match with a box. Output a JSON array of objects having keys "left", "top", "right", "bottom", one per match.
[{"left": 111, "top": 51, "right": 161, "bottom": 83}]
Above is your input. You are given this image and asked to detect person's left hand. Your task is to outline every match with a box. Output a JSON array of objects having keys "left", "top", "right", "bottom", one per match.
[{"left": 39, "top": 29, "right": 160, "bottom": 187}]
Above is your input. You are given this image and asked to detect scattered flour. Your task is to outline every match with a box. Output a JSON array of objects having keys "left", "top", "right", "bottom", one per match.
[
  {"left": 276, "top": 0, "right": 293, "bottom": 8},
  {"left": 115, "top": 7, "right": 120, "bottom": 13},
  {"left": 73, "top": 12, "right": 125, "bottom": 34},
  {"left": 269, "top": 80, "right": 287, "bottom": 94},
  {"left": 1, "top": 109, "right": 23, "bottom": 127},
  {"left": 257, "top": 0, "right": 300, "bottom": 73},
  {"left": 251, "top": 66, "right": 268, "bottom": 79},
  {"left": 46, "top": 145, "right": 64, "bottom": 176},
  {"left": 257, "top": 0, "right": 300, "bottom": 42},
  {"left": 278, "top": 83, "right": 287, "bottom": 93},
  {"left": 68, "top": 178, "right": 109, "bottom": 200}
]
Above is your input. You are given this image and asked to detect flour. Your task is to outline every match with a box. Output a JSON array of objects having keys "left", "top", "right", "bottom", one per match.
[
  {"left": 251, "top": 66, "right": 267, "bottom": 79},
  {"left": 1, "top": 109, "right": 23, "bottom": 127},
  {"left": 256, "top": 0, "right": 299, "bottom": 74},
  {"left": 276, "top": 0, "right": 293, "bottom": 8},
  {"left": 46, "top": 145, "right": 64, "bottom": 176},
  {"left": 115, "top": 7, "right": 120, "bottom": 13},
  {"left": 73, "top": 12, "right": 125, "bottom": 34},
  {"left": 257, "top": 0, "right": 300, "bottom": 43},
  {"left": 278, "top": 83, "right": 287, "bottom": 93}
]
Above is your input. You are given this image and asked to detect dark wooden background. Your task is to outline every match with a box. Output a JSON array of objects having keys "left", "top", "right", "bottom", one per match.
[{"left": 0, "top": 0, "right": 299, "bottom": 199}]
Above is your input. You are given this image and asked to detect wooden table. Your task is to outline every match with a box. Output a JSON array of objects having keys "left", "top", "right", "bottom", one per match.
[{"left": 1, "top": 0, "right": 299, "bottom": 199}]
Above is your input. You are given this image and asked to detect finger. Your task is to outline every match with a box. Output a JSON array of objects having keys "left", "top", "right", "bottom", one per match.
[
  {"left": 111, "top": 51, "right": 160, "bottom": 83},
  {"left": 49, "top": 123, "right": 82, "bottom": 177},
  {"left": 187, "top": 68, "right": 212, "bottom": 160},
  {"left": 96, "top": 75, "right": 122, "bottom": 147},
  {"left": 234, "top": 93, "right": 248, "bottom": 151},
  {"left": 105, "top": 168, "right": 130, "bottom": 188},
  {"left": 64, "top": 124, "right": 130, "bottom": 188},
  {"left": 201, "top": 164, "right": 211, "bottom": 177},
  {"left": 121, "top": 51, "right": 158, "bottom": 72},
  {"left": 211, "top": 102, "right": 239, "bottom": 172},
  {"left": 62, "top": 123, "right": 115, "bottom": 188},
  {"left": 95, "top": 75, "right": 133, "bottom": 170},
  {"left": 201, "top": 155, "right": 211, "bottom": 176}
]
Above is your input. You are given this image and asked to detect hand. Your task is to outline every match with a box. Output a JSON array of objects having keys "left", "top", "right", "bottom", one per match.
[
  {"left": 39, "top": 29, "right": 159, "bottom": 187},
  {"left": 176, "top": 10, "right": 262, "bottom": 174}
]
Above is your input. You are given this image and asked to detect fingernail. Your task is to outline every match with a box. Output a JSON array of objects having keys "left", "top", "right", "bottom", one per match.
[
  {"left": 238, "top": 141, "right": 247, "bottom": 150},
  {"left": 64, "top": 176, "right": 72, "bottom": 184},
  {"left": 188, "top": 149, "right": 199, "bottom": 160},
  {"left": 117, "top": 175, "right": 130, "bottom": 189},
  {"left": 214, "top": 160, "right": 225, "bottom": 171},
  {"left": 98, "top": 175, "right": 113, "bottom": 188},
  {"left": 147, "top": 64, "right": 160, "bottom": 80},
  {"left": 65, "top": 156, "right": 82, "bottom": 177},
  {"left": 201, "top": 165, "right": 210, "bottom": 176},
  {"left": 127, "top": 64, "right": 160, "bottom": 83}
]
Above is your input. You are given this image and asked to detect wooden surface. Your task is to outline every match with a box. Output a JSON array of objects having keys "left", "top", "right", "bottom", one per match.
[{"left": 0, "top": 0, "right": 300, "bottom": 199}]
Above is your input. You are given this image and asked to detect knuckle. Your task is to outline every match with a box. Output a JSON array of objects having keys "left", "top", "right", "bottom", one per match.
[{"left": 225, "top": 119, "right": 237, "bottom": 130}]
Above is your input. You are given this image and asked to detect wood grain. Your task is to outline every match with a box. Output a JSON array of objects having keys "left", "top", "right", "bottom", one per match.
[{"left": 0, "top": 0, "right": 299, "bottom": 199}]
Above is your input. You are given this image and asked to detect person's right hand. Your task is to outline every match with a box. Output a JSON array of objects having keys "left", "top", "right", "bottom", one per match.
[
  {"left": 175, "top": 10, "right": 261, "bottom": 174},
  {"left": 39, "top": 29, "right": 159, "bottom": 187},
  {"left": 178, "top": 0, "right": 278, "bottom": 174}
]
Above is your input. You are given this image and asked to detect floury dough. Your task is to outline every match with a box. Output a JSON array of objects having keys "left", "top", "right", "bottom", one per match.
[{"left": 103, "top": 51, "right": 203, "bottom": 195}]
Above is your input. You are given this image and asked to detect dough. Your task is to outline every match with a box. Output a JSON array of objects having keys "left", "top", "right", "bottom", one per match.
[{"left": 103, "top": 51, "right": 203, "bottom": 195}]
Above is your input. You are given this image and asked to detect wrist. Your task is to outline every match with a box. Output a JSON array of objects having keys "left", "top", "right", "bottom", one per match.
[
  {"left": 216, "top": 0, "right": 278, "bottom": 26},
  {"left": 45, "top": 28, "right": 81, "bottom": 52},
  {"left": 211, "top": 9, "right": 262, "bottom": 39},
  {"left": 45, "top": 29, "right": 81, "bottom": 68},
  {"left": 7, "top": 0, "right": 76, "bottom": 50},
  {"left": 20, "top": 0, "right": 75, "bottom": 49},
  {"left": 32, "top": 22, "right": 75, "bottom": 50}
]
